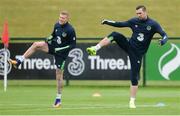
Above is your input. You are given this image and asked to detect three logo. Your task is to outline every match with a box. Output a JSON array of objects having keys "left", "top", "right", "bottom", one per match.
[{"left": 68, "top": 48, "right": 85, "bottom": 76}]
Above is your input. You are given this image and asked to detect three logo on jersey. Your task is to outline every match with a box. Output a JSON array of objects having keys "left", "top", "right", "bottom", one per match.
[
  {"left": 55, "top": 29, "right": 67, "bottom": 44},
  {"left": 135, "top": 25, "right": 151, "bottom": 42}
]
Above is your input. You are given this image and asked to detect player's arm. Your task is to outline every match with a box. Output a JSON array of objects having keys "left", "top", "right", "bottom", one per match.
[
  {"left": 55, "top": 28, "right": 76, "bottom": 53},
  {"left": 45, "top": 24, "right": 56, "bottom": 44},
  {"left": 101, "top": 19, "right": 130, "bottom": 27},
  {"left": 155, "top": 23, "right": 168, "bottom": 46}
]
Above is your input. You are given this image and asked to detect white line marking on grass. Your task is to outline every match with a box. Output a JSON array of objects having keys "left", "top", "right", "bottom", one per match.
[
  {"left": 0, "top": 103, "right": 165, "bottom": 111},
  {"left": 0, "top": 103, "right": 48, "bottom": 106}
]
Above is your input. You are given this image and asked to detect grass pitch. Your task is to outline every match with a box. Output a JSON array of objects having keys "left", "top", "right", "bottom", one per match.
[
  {"left": 0, "top": 80, "right": 179, "bottom": 115},
  {"left": 0, "top": 0, "right": 180, "bottom": 38}
]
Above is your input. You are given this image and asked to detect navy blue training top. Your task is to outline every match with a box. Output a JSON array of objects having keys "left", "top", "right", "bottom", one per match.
[
  {"left": 105, "top": 17, "right": 168, "bottom": 55},
  {"left": 51, "top": 22, "right": 76, "bottom": 52}
]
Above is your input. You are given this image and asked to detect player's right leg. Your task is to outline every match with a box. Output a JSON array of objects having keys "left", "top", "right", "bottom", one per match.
[
  {"left": 86, "top": 36, "right": 111, "bottom": 55},
  {"left": 109, "top": 32, "right": 129, "bottom": 53},
  {"left": 9, "top": 41, "right": 49, "bottom": 68},
  {"left": 86, "top": 31, "right": 129, "bottom": 55}
]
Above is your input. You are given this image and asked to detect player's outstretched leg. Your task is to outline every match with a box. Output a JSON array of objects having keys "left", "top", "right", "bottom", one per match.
[{"left": 9, "top": 59, "right": 22, "bottom": 69}]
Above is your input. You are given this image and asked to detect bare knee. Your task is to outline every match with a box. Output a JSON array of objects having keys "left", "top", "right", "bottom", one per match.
[
  {"left": 32, "top": 42, "right": 48, "bottom": 51},
  {"left": 32, "top": 42, "right": 40, "bottom": 50}
]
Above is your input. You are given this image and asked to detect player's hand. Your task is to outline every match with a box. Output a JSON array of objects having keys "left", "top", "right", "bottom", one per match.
[
  {"left": 45, "top": 35, "right": 53, "bottom": 42},
  {"left": 45, "top": 35, "right": 53, "bottom": 44},
  {"left": 101, "top": 19, "right": 109, "bottom": 25}
]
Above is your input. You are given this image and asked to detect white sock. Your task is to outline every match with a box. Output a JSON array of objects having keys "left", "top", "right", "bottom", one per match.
[
  {"left": 18, "top": 56, "right": 25, "bottom": 62},
  {"left": 130, "top": 97, "right": 135, "bottom": 102},
  {"left": 56, "top": 94, "right": 61, "bottom": 99},
  {"left": 93, "top": 44, "right": 101, "bottom": 51}
]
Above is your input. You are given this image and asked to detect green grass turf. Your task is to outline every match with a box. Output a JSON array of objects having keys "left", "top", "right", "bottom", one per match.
[
  {"left": 0, "top": 80, "right": 179, "bottom": 115},
  {"left": 0, "top": 0, "right": 180, "bottom": 38}
]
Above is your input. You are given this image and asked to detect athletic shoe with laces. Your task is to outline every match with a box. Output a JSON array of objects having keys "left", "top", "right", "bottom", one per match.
[
  {"left": 86, "top": 46, "right": 96, "bottom": 56},
  {"left": 53, "top": 99, "right": 61, "bottom": 108},
  {"left": 129, "top": 100, "right": 136, "bottom": 108},
  {"left": 9, "top": 59, "right": 21, "bottom": 69}
]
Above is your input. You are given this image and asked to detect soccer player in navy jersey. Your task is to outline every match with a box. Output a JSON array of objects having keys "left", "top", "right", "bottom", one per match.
[
  {"left": 10, "top": 10, "right": 76, "bottom": 108},
  {"left": 86, "top": 5, "right": 168, "bottom": 108}
]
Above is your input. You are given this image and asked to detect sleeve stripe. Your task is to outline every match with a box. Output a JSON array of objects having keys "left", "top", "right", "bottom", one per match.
[{"left": 107, "top": 20, "right": 116, "bottom": 23}]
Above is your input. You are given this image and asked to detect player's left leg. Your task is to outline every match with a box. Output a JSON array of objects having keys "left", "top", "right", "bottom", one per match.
[
  {"left": 53, "top": 68, "right": 64, "bottom": 108},
  {"left": 9, "top": 41, "right": 48, "bottom": 68},
  {"left": 129, "top": 52, "right": 142, "bottom": 108},
  {"left": 53, "top": 56, "right": 66, "bottom": 108}
]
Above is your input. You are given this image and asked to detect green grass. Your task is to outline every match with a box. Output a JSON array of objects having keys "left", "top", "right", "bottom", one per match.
[
  {"left": 0, "top": 0, "right": 180, "bottom": 38},
  {"left": 0, "top": 80, "right": 179, "bottom": 115}
]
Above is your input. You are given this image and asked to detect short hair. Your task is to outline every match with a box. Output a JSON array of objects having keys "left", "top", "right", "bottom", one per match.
[
  {"left": 60, "top": 10, "right": 69, "bottom": 17},
  {"left": 136, "top": 5, "right": 146, "bottom": 11}
]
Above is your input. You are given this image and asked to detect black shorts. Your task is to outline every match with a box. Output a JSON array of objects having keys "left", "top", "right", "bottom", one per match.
[
  {"left": 108, "top": 31, "right": 142, "bottom": 85},
  {"left": 47, "top": 43, "right": 68, "bottom": 70}
]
